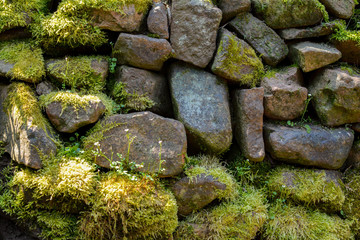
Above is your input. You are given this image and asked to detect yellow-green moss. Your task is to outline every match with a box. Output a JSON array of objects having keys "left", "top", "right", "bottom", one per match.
[
  {"left": 47, "top": 56, "right": 108, "bottom": 92},
  {"left": 343, "top": 169, "right": 360, "bottom": 237},
  {"left": 78, "top": 172, "right": 178, "bottom": 240},
  {"left": 268, "top": 167, "right": 345, "bottom": 212},
  {"left": 176, "top": 187, "right": 268, "bottom": 240},
  {"left": 0, "top": 40, "right": 45, "bottom": 82},
  {"left": 264, "top": 202, "right": 353, "bottom": 240}
]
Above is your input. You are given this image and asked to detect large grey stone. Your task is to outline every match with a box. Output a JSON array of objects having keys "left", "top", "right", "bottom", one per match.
[
  {"left": 211, "top": 29, "right": 264, "bottom": 87},
  {"left": 147, "top": 2, "right": 169, "bottom": 39},
  {"left": 169, "top": 62, "right": 232, "bottom": 155},
  {"left": 319, "top": 0, "right": 355, "bottom": 19},
  {"left": 170, "top": 0, "right": 222, "bottom": 68},
  {"left": 278, "top": 22, "right": 336, "bottom": 40},
  {"left": 233, "top": 88, "right": 265, "bottom": 162},
  {"left": 252, "top": 0, "right": 324, "bottom": 29},
  {"left": 113, "top": 33, "right": 172, "bottom": 71},
  {"left": 85, "top": 112, "right": 187, "bottom": 177},
  {"left": 264, "top": 122, "right": 354, "bottom": 169},
  {"left": 218, "top": 0, "right": 251, "bottom": 23},
  {"left": 228, "top": 13, "right": 288, "bottom": 66},
  {"left": 309, "top": 67, "right": 360, "bottom": 127},
  {"left": 261, "top": 67, "right": 308, "bottom": 120},
  {"left": 288, "top": 42, "right": 342, "bottom": 72}
]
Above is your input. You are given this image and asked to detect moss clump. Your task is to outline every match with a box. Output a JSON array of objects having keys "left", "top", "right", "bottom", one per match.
[
  {"left": 331, "top": 18, "right": 360, "bottom": 46},
  {"left": 263, "top": 202, "right": 353, "bottom": 240},
  {"left": 0, "top": 40, "right": 45, "bottom": 82},
  {"left": 78, "top": 172, "right": 178, "bottom": 240},
  {"left": 47, "top": 56, "right": 108, "bottom": 92},
  {"left": 343, "top": 169, "right": 360, "bottom": 237},
  {"left": 176, "top": 187, "right": 268, "bottom": 240},
  {"left": 268, "top": 167, "right": 345, "bottom": 212}
]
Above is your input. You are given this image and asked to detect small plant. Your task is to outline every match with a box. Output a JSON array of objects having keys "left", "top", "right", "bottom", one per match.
[
  {"left": 301, "top": 93, "right": 313, "bottom": 122},
  {"left": 108, "top": 57, "right": 117, "bottom": 74}
]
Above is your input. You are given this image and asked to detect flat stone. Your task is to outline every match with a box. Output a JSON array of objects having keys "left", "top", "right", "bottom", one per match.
[
  {"left": 333, "top": 39, "right": 360, "bottom": 66},
  {"left": 319, "top": 0, "right": 355, "bottom": 19},
  {"left": 211, "top": 29, "right": 264, "bottom": 87},
  {"left": 309, "top": 67, "right": 360, "bottom": 127},
  {"left": 278, "top": 22, "right": 336, "bottom": 40},
  {"left": 261, "top": 67, "right": 308, "bottom": 120},
  {"left": 111, "top": 65, "right": 172, "bottom": 116},
  {"left": 85, "top": 112, "right": 187, "bottom": 177},
  {"left": 147, "top": 3, "right": 169, "bottom": 39},
  {"left": 172, "top": 174, "right": 227, "bottom": 216},
  {"left": 228, "top": 13, "right": 288, "bottom": 66},
  {"left": 233, "top": 88, "right": 265, "bottom": 162},
  {"left": 89, "top": 4, "right": 145, "bottom": 32},
  {"left": 264, "top": 122, "right": 354, "bottom": 169},
  {"left": 36, "top": 81, "right": 56, "bottom": 96},
  {"left": 252, "top": 0, "right": 324, "bottom": 29},
  {"left": 288, "top": 42, "right": 342, "bottom": 72},
  {"left": 113, "top": 33, "right": 172, "bottom": 71},
  {"left": 170, "top": 0, "right": 222, "bottom": 68},
  {"left": 169, "top": 62, "right": 232, "bottom": 155},
  {"left": 217, "top": 0, "right": 251, "bottom": 23}
]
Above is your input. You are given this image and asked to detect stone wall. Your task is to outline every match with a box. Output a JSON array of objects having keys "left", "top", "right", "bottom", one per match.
[{"left": 0, "top": 0, "right": 359, "bottom": 239}]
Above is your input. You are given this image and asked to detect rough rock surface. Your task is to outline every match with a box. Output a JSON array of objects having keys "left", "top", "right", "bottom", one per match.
[
  {"left": 85, "top": 112, "right": 187, "bottom": 177},
  {"left": 261, "top": 67, "right": 308, "bottom": 120},
  {"left": 169, "top": 62, "right": 232, "bottom": 155},
  {"left": 288, "top": 42, "right": 342, "bottom": 72},
  {"left": 233, "top": 88, "right": 265, "bottom": 162},
  {"left": 278, "top": 22, "right": 336, "bottom": 40},
  {"left": 344, "top": 141, "right": 360, "bottom": 169},
  {"left": 172, "top": 174, "right": 227, "bottom": 216},
  {"left": 36, "top": 81, "right": 56, "bottom": 96},
  {"left": 111, "top": 65, "right": 172, "bottom": 116},
  {"left": 319, "top": 0, "right": 355, "bottom": 19},
  {"left": 333, "top": 39, "right": 360, "bottom": 66},
  {"left": 170, "top": 0, "right": 222, "bottom": 68},
  {"left": 0, "top": 214, "right": 37, "bottom": 240},
  {"left": 218, "top": 0, "right": 251, "bottom": 23},
  {"left": 113, "top": 33, "right": 172, "bottom": 71},
  {"left": 147, "top": 2, "right": 169, "bottom": 39},
  {"left": 263, "top": 122, "right": 354, "bottom": 169},
  {"left": 89, "top": 4, "right": 145, "bottom": 32},
  {"left": 211, "top": 29, "right": 263, "bottom": 87},
  {"left": 309, "top": 67, "right": 360, "bottom": 127},
  {"left": 45, "top": 100, "right": 106, "bottom": 133},
  {"left": 228, "top": 13, "right": 288, "bottom": 66},
  {"left": 351, "top": 123, "right": 360, "bottom": 133},
  {"left": 252, "top": 0, "right": 324, "bottom": 29}
]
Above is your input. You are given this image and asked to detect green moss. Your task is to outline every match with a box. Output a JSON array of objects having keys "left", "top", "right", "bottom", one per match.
[
  {"left": 263, "top": 202, "right": 353, "bottom": 240},
  {"left": 176, "top": 187, "right": 268, "bottom": 240},
  {"left": 268, "top": 167, "right": 345, "bottom": 212},
  {"left": 343, "top": 170, "right": 360, "bottom": 236},
  {"left": 331, "top": 18, "right": 360, "bottom": 46},
  {"left": 0, "top": 40, "right": 45, "bottom": 82},
  {"left": 339, "top": 63, "right": 360, "bottom": 76},
  {"left": 78, "top": 172, "right": 178, "bottom": 240},
  {"left": 47, "top": 56, "right": 108, "bottom": 92}
]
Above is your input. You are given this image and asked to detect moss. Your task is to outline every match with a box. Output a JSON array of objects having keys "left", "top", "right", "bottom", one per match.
[
  {"left": 78, "top": 172, "right": 178, "bottom": 240},
  {"left": 185, "top": 155, "right": 238, "bottom": 201},
  {"left": 176, "top": 187, "right": 268, "bottom": 240},
  {"left": 343, "top": 169, "right": 360, "bottom": 236},
  {"left": 331, "top": 18, "right": 360, "bottom": 46},
  {"left": 268, "top": 167, "right": 345, "bottom": 212},
  {"left": 263, "top": 202, "right": 353, "bottom": 240},
  {"left": 0, "top": 40, "right": 45, "bottom": 82},
  {"left": 339, "top": 63, "right": 360, "bottom": 76}
]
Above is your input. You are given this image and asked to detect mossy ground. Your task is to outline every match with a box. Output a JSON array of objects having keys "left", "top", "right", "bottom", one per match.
[{"left": 343, "top": 169, "right": 360, "bottom": 237}]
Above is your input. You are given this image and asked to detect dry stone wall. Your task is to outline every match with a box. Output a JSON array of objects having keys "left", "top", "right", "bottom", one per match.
[{"left": 0, "top": 0, "right": 359, "bottom": 239}]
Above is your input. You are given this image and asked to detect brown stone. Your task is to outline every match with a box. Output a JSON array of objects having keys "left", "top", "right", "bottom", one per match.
[
  {"left": 218, "top": 0, "right": 251, "bottom": 23},
  {"left": 147, "top": 3, "right": 169, "bottom": 39},
  {"left": 333, "top": 39, "right": 360, "bottom": 66},
  {"left": 278, "top": 22, "right": 336, "bottom": 40},
  {"left": 319, "top": 0, "right": 355, "bottom": 19}
]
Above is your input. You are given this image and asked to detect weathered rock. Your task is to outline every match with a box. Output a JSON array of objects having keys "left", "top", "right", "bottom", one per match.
[
  {"left": 113, "top": 33, "right": 172, "bottom": 71},
  {"left": 45, "top": 100, "right": 106, "bottom": 133},
  {"left": 170, "top": 0, "right": 222, "bottom": 68},
  {"left": 218, "top": 0, "right": 251, "bottom": 23},
  {"left": 264, "top": 122, "right": 354, "bottom": 169},
  {"left": 308, "top": 67, "right": 360, "bottom": 126},
  {"left": 147, "top": 3, "right": 169, "bottom": 39},
  {"left": 211, "top": 29, "right": 264, "bottom": 87},
  {"left": 0, "top": 83, "right": 57, "bottom": 169},
  {"left": 252, "top": 0, "right": 324, "bottom": 29},
  {"left": 89, "top": 4, "right": 146, "bottom": 32},
  {"left": 278, "top": 22, "right": 336, "bottom": 40},
  {"left": 169, "top": 62, "right": 232, "bottom": 155},
  {"left": 351, "top": 123, "right": 360, "bottom": 133},
  {"left": 233, "top": 88, "right": 265, "bottom": 162},
  {"left": 85, "top": 112, "right": 187, "bottom": 177},
  {"left": 288, "top": 42, "right": 342, "bottom": 72},
  {"left": 261, "top": 67, "right": 308, "bottom": 120},
  {"left": 111, "top": 65, "right": 172, "bottom": 116},
  {"left": 228, "top": 13, "right": 288, "bottom": 66},
  {"left": 333, "top": 39, "right": 360, "bottom": 66},
  {"left": 172, "top": 174, "right": 227, "bottom": 216},
  {"left": 36, "top": 81, "right": 56, "bottom": 96},
  {"left": 344, "top": 141, "right": 360, "bottom": 169},
  {"left": 319, "top": 0, "right": 355, "bottom": 19}
]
